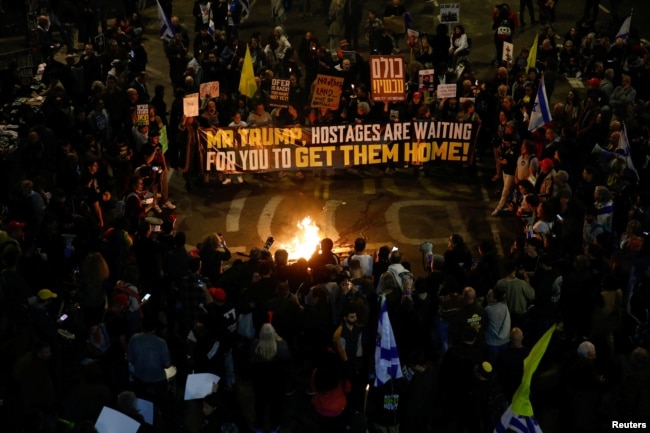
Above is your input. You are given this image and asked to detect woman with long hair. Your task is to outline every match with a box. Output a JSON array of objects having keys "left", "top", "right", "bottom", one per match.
[
  {"left": 249, "top": 323, "right": 291, "bottom": 433},
  {"left": 448, "top": 25, "right": 469, "bottom": 66},
  {"left": 444, "top": 233, "right": 473, "bottom": 286},
  {"left": 198, "top": 232, "right": 231, "bottom": 285}
]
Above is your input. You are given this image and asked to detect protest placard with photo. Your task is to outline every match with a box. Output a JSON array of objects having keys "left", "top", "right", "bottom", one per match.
[
  {"left": 419, "top": 69, "right": 435, "bottom": 92},
  {"left": 502, "top": 41, "right": 514, "bottom": 63},
  {"left": 200, "top": 81, "right": 220, "bottom": 100},
  {"left": 440, "top": 3, "right": 460, "bottom": 24},
  {"left": 407, "top": 28, "right": 419, "bottom": 49}
]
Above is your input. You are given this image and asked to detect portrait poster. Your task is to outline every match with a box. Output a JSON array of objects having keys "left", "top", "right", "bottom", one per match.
[
  {"left": 502, "top": 41, "right": 514, "bottom": 63},
  {"left": 200, "top": 81, "right": 220, "bottom": 100},
  {"left": 440, "top": 4, "right": 460, "bottom": 24},
  {"left": 419, "top": 69, "right": 435, "bottom": 92}
]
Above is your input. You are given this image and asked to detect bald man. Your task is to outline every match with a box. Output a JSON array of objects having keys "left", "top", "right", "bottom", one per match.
[{"left": 449, "top": 287, "right": 488, "bottom": 347}]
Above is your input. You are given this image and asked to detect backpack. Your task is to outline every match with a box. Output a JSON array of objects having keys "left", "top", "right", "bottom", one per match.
[
  {"left": 114, "top": 192, "right": 138, "bottom": 218},
  {"left": 88, "top": 322, "right": 111, "bottom": 356},
  {"left": 378, "top": 270, "right": 414, "bottom": 294},
  {"left": 114, "top": 280, "right": 142, "bottom": 315}
]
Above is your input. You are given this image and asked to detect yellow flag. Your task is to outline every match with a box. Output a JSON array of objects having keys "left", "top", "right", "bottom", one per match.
[
  {"left": 526, "top": 33, "right": 539, "bottom": 73},
  {"left": 239, "top": 44, "right": 257, "bottom": 99},
  {"left": 511, "top": 324, "right": 556, "bottom": 417}
]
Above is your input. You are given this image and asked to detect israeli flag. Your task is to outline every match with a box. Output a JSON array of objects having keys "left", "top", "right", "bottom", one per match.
[
  {"left": 617, "top": 123, "right": 639, "bottom": 180},
  {"left": 494, "top": 406, "right": 543, "bottom": 433},
  {"left": 493, "top": 325, "right": 556, "bottom": 433},
  {"left": 374, "top": 296, "right": 402, "bottom": 387},
  {"left": 616, "top": 14, "right": 632, "bottom": 41},
  {"left": 528, "top": 75, "right": 552, "bottom": 132},
  {"left": 240, "top": 0, "right": 255, "bottom": 23},
  {"left": 157, "top": 0, "right": 176, "bottom": 42}
]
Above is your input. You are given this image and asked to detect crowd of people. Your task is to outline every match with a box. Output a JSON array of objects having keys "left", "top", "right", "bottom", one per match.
[{"left": 1, "top": 0, "right": 650, "bottom": 432}]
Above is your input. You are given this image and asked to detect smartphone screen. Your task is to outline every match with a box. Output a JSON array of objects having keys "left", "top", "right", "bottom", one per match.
[
  {"left": 143, "top": 293, "right": 151, "bottom": 301},
  {"left": 59, "top": 314, "right": 68, "bottom": 321}
]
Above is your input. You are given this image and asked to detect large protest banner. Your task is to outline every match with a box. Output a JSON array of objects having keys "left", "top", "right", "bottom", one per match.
[
  {"left": 311, "top": 74, "right": 344, "bottom": 110},
  {"left": 269, "top": 78, "right": 291, "bottom": 107},
  {"left": 199, "top": 121, "right": 476, "bottom": 172},
  {"left": 370, "top": 56, "right": 406, "bottom": 102}
]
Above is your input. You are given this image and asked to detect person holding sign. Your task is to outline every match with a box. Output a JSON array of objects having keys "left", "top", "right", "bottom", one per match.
[
  {"left": 492, "top": 3, "right": 517, "bottom": 67},
  {"left": 142, "top": 131, "right": 176, "bottom": 211},
  {"left": 179, "top": 115, "right": 208, "bottom": 189}
]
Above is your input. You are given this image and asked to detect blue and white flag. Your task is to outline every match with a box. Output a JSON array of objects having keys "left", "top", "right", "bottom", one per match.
[
  {"left": 617, "top": 123, "right": 639, "bottom": 180},
  {"left": 240, "top": 0, "right": 255, "bottom": 23},
  {"left": 374, "top": 296, "right": 402, "bottom": 387},
  {"left": 616, "top": 14, "right": 632, "bottom": 41},
  {"left": 493, "top": 325, "right": 556, "bottom": 433},
  {"left": 528, "top": 75, "right": 552, "bottom": 132},
  {"left": 494, "top": 407, "right": 543, "bottom": 433},
  {"left": 157, "top": 0, "right": 176, "bottom": 42}
]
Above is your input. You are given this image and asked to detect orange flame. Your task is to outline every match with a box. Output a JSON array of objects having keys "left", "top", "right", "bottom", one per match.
[{"left": 281, "top": 216, "right": 321, "bottom": 261}]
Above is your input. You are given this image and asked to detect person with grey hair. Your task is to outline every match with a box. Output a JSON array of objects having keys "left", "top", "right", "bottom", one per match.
[
  {"left": 609, "top": 74, "right": 636, "bottom": 121},
  {"left": 432, "top": 254, "right": 445, "bottom": 273},
  {"left": 272, "top": 26, "right": 291, "bottom": 61},
  {"left": 577, "top": 340, "right": 596, "bottom": 359},
  {"left": 563, "top": 338, "right": 607, "bottom": 432},
  {"left": 600, "top": 68, "right": 615, "bottom": 100},
  {"left": 377, "top": 249, "right": 408, "bottom": 294}
]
